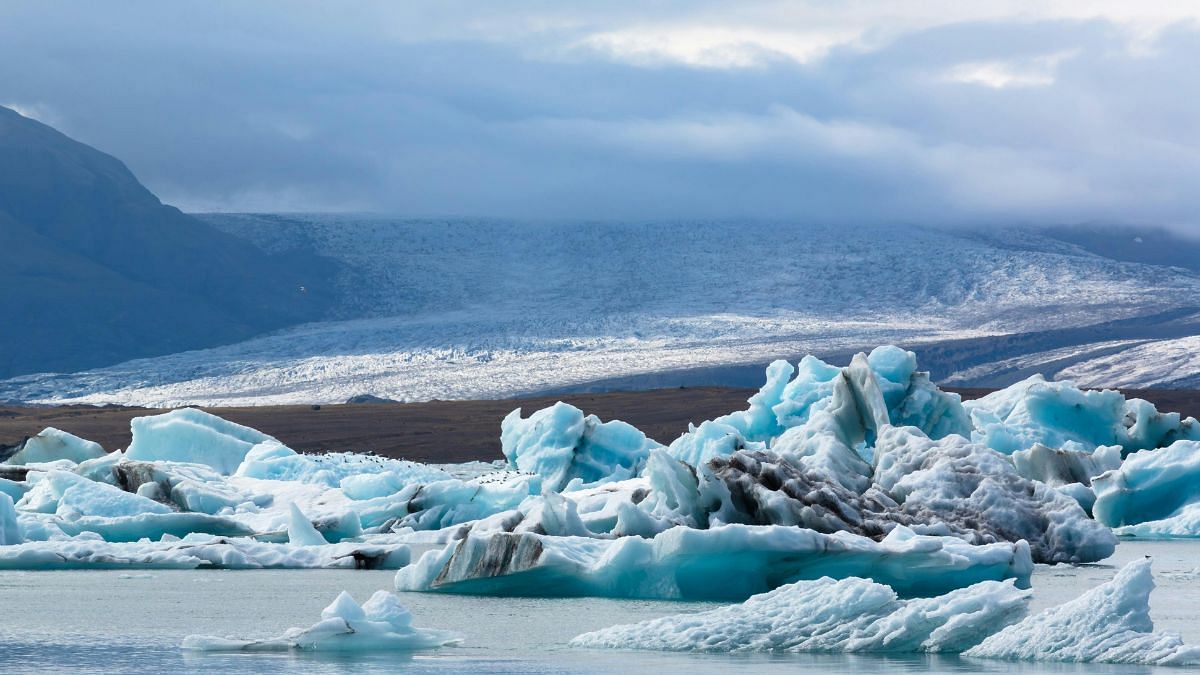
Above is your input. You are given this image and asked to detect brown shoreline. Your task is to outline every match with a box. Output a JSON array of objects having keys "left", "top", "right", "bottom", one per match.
[{"left": 1, "top": 386, "right": 1197, "bottom": 465}]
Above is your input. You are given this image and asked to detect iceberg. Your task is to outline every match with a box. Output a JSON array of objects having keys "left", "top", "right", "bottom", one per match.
[
  {"left": 18, "top": 470, "right": 172, "bottom": 518},
  {"left": 965, "top": 375, "right": 1198, "bottom": 456},
  {"left": 1092, "top": 440, "right": 1200, "bottom": 530},
  {"left": 570, "top": 575, "right": 1029, "bottom": 653},
  {"left": 0, "top": 492, "right": 19, "bottom": 545},
  {"left": 0, "top": 534, "right": 409, "bottom": 570},
  {"left": 395, "top": 523, "right": 1032, "bottom": 601},
  {"left": 235, "top": 441, "right": 449, "bottom": 487},
  {"left": 127, "top": 408, "right": 276, "bottom": 475},
  {"left": 3, "top": 427, "right": 105, "bottom": 466},
  {"left": 501, "top": 402, "right": 658, "bottom": 492},
  {"left": 872, "top": 426, "right": 1116, "bottom": 564},
  {"left": 668, "top": 348, "right": 969, "bottom": 462},
  {"left": 965, "top": 559, "right": 1200, "bottom": 665},
  {"left": 182, "top": 590, "right": 460, "bottom": 652},
  {"left": 288, "top": 503, "right": 329, "bottom": 546},
  {"left": 1110, "top": 501, "right": 1200, "bottom": 538}
]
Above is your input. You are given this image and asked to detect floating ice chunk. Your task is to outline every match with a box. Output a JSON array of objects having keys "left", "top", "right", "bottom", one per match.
[
  {"left": 111, "top": 460, "right": 270, "bottom": 515},
  {"left": 0, "top": 477, "right": 27, "bottom": 502},
  {"left": 352, "top": 474, "right": 536, "bottom": 533},
  {"left": 698, "top": 450, "right": 908, "bottom": 537},
  {"left": 236, "top": 442, "right": 449, "bottom": 486},
  {"left": 182, "top": 590, "right": 459, "bottom": 652},
  {"left": 772, "top": 355, "right": 845, "bottom": 429},
  {"left": 1011, "top": 443, "right": 1121, "bottom": 512},
  {"left": 965, "top": 376, "right": 1197, "bottom": 455},
  {"left": 4, "top": 428, "right": 105, "bottom": 466},
  {"left": 127, "top": 408, "right": 276, "bottom": 475},
  {"left": 666, "top": 420, "right": 763, "bottom": 467},
  {"left": 571, "top": 575, "right": 1028, "bottom": 653},
  {"left": 395, "top": 524, "right": 1032, "bottom": 601},
  {"left": 288, "top": 503, "right": 328, "bottom": 546},
  {"left": 465, "top": 491, "right": 595, "bottom": 539},
  {"left": 16, "top": 470, "right": 171, "bottom": 518},
  {"left": 501, "top": 402, "right": 659, "bottom": 492},
  {"left": 1093, "top": 440, "right": 1200, "bottom": 529},
  {"left": 1011, "top": 443, "right": 1121, "bottom": 487},
  {"left": 74, "top": 451, "right": 124, "bottom": 484},
  {"left": 1112, "top": 501, "right": 1200, "bottom": 538},
  {"left": 965, "top": 559, "right": 1200, "bottom": 665},
  {"left": 0, "top": 492, "right": 20, "bottom": 545},
  {"left": 873, "top": 426, "right": 1115, "bottom": 564},
  {"left": 34, "top": 512, "right": 253, "bottom": 543},
  {"left": 341, "top": 472, "right": 406, "bottom": 500},
  {"left": 0, "top": 535, "right": 409, "bottom": 570}
]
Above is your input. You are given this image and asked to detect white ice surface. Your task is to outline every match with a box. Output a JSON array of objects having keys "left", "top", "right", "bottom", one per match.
[
  {"left": 7, "top": 219, "right": 1200, "bottom": 407},
  {"left": 4, "top": 427, "right": 105, "bottom": 466},
  {"left": 182, "top": 590, "right": 460, "bottom": 652},
  {"left": 965, "top": 559, "right": 1200, "bottom": 665},
  {"left": 570, "top": 575, "right": 1029, "bottom": 653}
]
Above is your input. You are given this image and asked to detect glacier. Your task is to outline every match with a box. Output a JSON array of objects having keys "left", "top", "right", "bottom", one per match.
[
  {"left": 182, "top": 590, "right": 460, "bottom": 652},
  {"left": 9, "top": 217, "right": 1200, "bottom": 407}
]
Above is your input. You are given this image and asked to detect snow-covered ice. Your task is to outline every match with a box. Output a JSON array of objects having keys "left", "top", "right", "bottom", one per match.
[
  {"left": 572, "top": 557, "right": 1200, "bottom": 666},
  {"left": 127, "top": 408, "right": 275, "bottom": 475},
  {"left": 8, "top": 218, "right": 1200, "bottom": 407},
  {"left": 570, "top": 575, "right": 1030, "bottom": 653},
  {"left": 2, "top": 427, "right": 105, "bottom": 466},
  {"left": 182, "top": 590, "right": 460, "bottom": 652},
  {"left": 965, "top": 559, "right": 1200, "bottom": 665},
  {"left": 0, "top": 535, "right": 409, "bottom": 570}
]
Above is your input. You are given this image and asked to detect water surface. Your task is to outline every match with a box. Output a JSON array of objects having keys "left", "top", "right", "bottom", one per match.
[{"left": 2, "top": 540, "right": 1198, "bottom": 673}]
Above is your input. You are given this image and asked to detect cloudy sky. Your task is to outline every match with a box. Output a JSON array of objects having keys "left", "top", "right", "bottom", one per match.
[{"left": 2, "top": 1, "right": 1198, "bottom": 227}]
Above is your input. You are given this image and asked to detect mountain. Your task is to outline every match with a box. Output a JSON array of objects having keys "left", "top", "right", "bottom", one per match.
[
  {"left": 0, "top": 106, "right": 341, "bottom": 377},
  {"left": 3, "top": 214, "right": 1198, "bottom": 407}
]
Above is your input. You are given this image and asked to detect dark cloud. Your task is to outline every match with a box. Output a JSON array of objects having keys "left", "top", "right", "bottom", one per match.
[{"left": 0, "top": 2, "right": 1197, "bottom": 229}]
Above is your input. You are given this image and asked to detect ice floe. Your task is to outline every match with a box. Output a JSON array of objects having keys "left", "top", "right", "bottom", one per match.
[
  {"left": 0, "top": 534, "right": 409, "bottom": 570},
  {"left": 965, "top": 559, "right": 1200, "bottom": 665},
  {"left": 1092, "top": 440, "right": 1200, "bottom": 532},
  {"left": 570, "top": 575, "right": 1029, "bottom": 652},
  {"left": 182, "top": 590, "right": 459, "bottom": 651},
  {"left": 572, "top": 558, "right": 1200, "bottom": 666},
  {"left": 2, "top": 427, "right": 105, "bottom": 466},
  {"left": 394, "top": 524, "right": 1032, "bottom": 600}
]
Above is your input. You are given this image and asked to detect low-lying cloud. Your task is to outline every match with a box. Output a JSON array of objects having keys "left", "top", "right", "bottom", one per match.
[{"left": 0, "top": 2, "right": 1197, "bottom": 229}]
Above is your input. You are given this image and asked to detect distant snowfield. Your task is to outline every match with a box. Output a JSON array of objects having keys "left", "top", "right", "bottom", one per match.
[
  {"left": 4, "top": 217, "right": 1199, "bottom": 406},
  {"left": 1058, "top": 336, "right": 1200, "bottom": 389}
]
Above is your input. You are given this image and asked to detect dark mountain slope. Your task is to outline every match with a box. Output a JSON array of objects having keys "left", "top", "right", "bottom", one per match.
[{"left": 0, "top": 106, "right": 341, "bottom": 377}]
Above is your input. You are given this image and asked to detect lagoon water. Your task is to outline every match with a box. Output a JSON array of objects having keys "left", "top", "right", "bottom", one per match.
[{"left": 2, "top": 540, "right": 1199, "bottom": 674}]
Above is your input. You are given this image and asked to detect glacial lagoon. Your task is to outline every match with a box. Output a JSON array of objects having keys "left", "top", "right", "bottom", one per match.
[{"left": 2, "top": 540, "right": 1199, "bottom": 674}]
